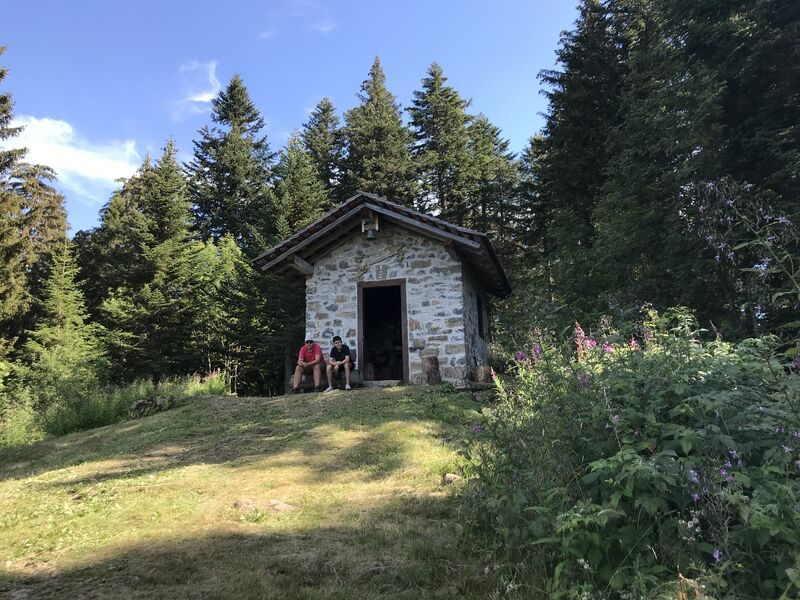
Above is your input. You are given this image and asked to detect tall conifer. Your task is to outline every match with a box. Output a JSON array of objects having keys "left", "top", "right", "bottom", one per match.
[
  {"left": 187, "top": 74, "right": 276, "bottom": 256},
  {"left": 274, "top": 134, "right": 329, "bottom": 238},
  {"left": 342, "top": 57, "right": 416, "bottom": 205},
  {"left": 408, "top": 63, "right": 471, "bottom": 216},
  {"left": 301, "top": 98, "right": 343, "bottom": 199}
]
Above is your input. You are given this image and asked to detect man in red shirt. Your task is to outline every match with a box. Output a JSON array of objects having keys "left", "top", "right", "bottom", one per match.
[{"left": 291, "top": 332, "right": 323, "bottom": 393}]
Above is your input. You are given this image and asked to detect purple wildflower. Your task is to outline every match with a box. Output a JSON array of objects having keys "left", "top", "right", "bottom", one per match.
[
  {"left": 629, "top": 337, "right": 640, "bottom": 350},
  {"left": 782, "top": 445, "right": 791, "bottom": 454},
  {"left": 612, "top": 414, "right": 620, "bottom": 422},
  {"left": 713, "top": 549, "right": 722, "bottom": 563},
  {"left": 585, "top": 338, "right": 598, "bottom": 349},
  {"left": 724, "top": 460, "right": 733, "bottom": 468},
  {"left": 692, "top": 492, "right": 700, "bottom": 503},
  {"left": 720, "top": 468, "right": 729, "bottom": 477},
  {"left": 604, "top": 422, "right": 611, "bottom": 429},
  {"left": 532, "top": 343, "right": 543, "bottom": 359},
  {"left": 578, "top": 373, "right": 589, "bottom": 388},
  {"left": 729, "top": 449, "right": 738, "bottom": 459},
  {"left": 793, "top": 355, "right": 800, "bottom": 370},
  {"left": 471, "top": 424, "right": 484, "bottom": 433},
  {"left": 689, "top": 469, "right": 699, "bottom": 483},
  {"left": 602, "top": 342, "right": 614, "bottom": 353}
]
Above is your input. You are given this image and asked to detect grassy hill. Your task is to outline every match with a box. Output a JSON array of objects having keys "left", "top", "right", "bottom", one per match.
[{"left": 0, "top": 386, "right": 494, "bottom": 599}]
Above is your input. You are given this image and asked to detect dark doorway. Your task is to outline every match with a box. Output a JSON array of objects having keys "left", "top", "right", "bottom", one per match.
[{"left": 359, "top": 282, "right": 407, "bottom": 381}]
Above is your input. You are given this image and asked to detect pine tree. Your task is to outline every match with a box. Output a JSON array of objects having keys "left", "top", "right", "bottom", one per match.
[
  {"left": 464, "top": 115, "right": 518, "bottom": 244},
  {"left": 187, "top": 74, "right": 276, "bottom": 256},
  {"left": 300, "top": 97, "right": 343, "bottom": 199},
  {"left": 408, "top": 62, "right": 472, "bottom": 216},
  {"left": 341, "top": 57, "right": 416, "bottom": 205},
  {"left": 75, "top": 158, "right": 154, "bottom": 312},
  {"left": 22, "top": 238, "right": 105, "bottom": 412},
  {"left": 274, "top": 134, "right": 330, "bottom": 238},
  {"left": 101, "top": 141, "right": 197, "bottom": 384},
  {"left": 0, "top": 50, "right": 67, "bottom": 351},
  {"left": 534, "top": 0, "right": 631, "bottom": 321}
]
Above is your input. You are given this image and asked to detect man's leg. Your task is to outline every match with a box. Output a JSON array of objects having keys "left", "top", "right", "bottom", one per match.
[
  {"left": 313, "top": 363, "right": 322, "bottom": 389},
  {"left": 326, "top": 364, "right": 334, "bottom": 388},
  {"left": 344, "top": 363, "right": 351, "bottom": 386},
  {"left": 292, "top": 365, "right": 303, "bottom": 391}
]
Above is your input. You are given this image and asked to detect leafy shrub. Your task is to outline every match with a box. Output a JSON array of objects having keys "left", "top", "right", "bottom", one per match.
[{"left": 466, "top": 309, "right": 800, "bottom": 598}]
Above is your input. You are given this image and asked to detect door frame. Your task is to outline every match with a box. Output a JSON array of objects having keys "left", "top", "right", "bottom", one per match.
[{"left": 357, "top": 279, "right": 409, "bottom": 382}]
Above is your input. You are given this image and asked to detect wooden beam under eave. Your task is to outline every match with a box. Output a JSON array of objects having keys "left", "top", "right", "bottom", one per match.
[{"left": 291, "top": 255, "right": 314, "bottom": 276}]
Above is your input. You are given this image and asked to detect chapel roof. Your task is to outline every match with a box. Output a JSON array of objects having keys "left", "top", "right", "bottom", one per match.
[{"left": 251, "top": 191, "right": 512, "bottom": 298}]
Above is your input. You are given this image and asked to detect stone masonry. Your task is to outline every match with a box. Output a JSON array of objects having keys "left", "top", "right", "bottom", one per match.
[{"left": 304, "top": 222, "right": 483, "bottom": 383}]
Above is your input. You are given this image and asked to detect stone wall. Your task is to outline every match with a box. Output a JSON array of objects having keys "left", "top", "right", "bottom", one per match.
[{"left": 304, "top": 222, "right": 469, "bottom": 383}]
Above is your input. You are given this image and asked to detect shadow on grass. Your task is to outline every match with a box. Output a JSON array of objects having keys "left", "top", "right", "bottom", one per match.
[
  {"left": 0, "top": 386, "right": 480, "bottom": 489},
  {"left": 0, "top": 494, "right": 495, "bottom": 600}
]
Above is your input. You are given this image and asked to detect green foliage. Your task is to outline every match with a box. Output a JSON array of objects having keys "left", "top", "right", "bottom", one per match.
[
  {"left": 408, "top": 62, "right": 471, "bottom": 217},
  {"left": 187, "top": 74, "right": 276, "bottom": 257},
  {"left": 300, "top": 97, "right": 344, "bottom": 198},
  {"left": 467, "top": 309, "right": 800, "bottom": 598},
  {"left": 20, "top": 239, "right": 105, "bottom": 418},
  {"left": 274, "top": 134, "right": 330, "bottom": 238},
  {"left": 1, "top": 50, "right": 67, "bottom": 349},
  {"left": 342, "top": 57, "right": 417, "bottom": 205}
]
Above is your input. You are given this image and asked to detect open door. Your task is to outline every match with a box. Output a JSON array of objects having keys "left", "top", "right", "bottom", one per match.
[{"left": 358, "top": 280, "right": 408, "bottom": 382}]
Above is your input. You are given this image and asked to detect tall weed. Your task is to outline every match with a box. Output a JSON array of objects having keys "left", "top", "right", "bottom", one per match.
[{"left": 466, "top": 309, "right": 800, "bottom": 598}]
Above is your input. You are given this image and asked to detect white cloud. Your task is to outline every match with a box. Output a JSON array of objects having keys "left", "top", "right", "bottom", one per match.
[
  {"left": 256, "top": 1, "right": 336, "bottom": 40},
  {"left": 173, "top": 60, "right": 221, "bottom": 119},
  {"left": 3, "top": 116, "right": 141, "bottom": 207},
  {"left": 310, "top": 18, "right": 336, "bottom": 34}
]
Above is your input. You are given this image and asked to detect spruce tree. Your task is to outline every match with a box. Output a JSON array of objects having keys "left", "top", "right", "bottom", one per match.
[
  {"left": 22, "top": 238, "right": 104, "bottom": 413},
  {"left": 534, "top": 0, "right": 630, "bottom": 321},
  {"left": 187, "top": 74, "right": 276, "bottom": 256},
  {"left": 408, "top": 63, "right": 471, "bottom": 216},
  {"left": 274, "top": 134, "right": 330, "bottom": 238},
  {"left": 341, "top": 57, "right": 416, "bottom": 205},
  {"left": 464, "top": 115, "right": 518, "bottom": 245},
  {"left": 0, "top": 50, "right": 67, "bottom": 351},
  {"left": 300, "top": 97, "right": 343, "bottom": 199},
  {"left": 101, "top": 142, "right": 196, "bottom": 383}
]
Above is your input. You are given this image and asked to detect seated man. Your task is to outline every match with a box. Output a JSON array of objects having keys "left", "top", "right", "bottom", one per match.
[
  {"left": 291, "top": 333, "right": 323, "bottom": 393},
  {"left": 324, "top": 335, "right": 352, "bottom": 392}
]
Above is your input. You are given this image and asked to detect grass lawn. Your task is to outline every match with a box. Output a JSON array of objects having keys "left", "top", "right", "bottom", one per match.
[{"left": 0, "top": 386, "right": 494, "bottom": 599}]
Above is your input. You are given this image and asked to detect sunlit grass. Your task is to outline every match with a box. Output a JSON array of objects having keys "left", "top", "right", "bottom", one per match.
[{"left": 0, "top": 385, "right": 492, "bottom": 598}]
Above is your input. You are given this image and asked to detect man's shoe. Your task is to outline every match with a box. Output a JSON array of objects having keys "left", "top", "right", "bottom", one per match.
[
  {"left": 323, "top": 386, "right": 335, "bottom": 393},
  {"left": 288, "top": 387, "right": 300, "bottom": 395},
  {"left": 345, "top": 384, "right": 352, "bottom": 390},
  {"left": 313, "top": 386, "right": 323, "bottom": 393}
]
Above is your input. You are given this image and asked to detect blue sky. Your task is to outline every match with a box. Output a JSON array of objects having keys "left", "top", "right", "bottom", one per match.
[{"left": 2, "top": 0, "right": 577, "bottom": 233}]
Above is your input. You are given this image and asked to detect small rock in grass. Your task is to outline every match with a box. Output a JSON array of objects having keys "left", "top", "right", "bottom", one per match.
[
  {"left": 233, "top": 499, "right": 256, "bottom": 511},
  {"left": 441, "top": 473, "right": 462, "bottom": 485},
  {"left": 267, "top": 499, "right": 296, "bottom": 512}
]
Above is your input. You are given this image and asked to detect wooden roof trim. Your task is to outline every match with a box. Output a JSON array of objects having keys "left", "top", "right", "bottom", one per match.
[
  {"left": 365, "top": 203, "right": 482, "bottom": 251},
  {"left": 259, "top": 204, "right": 366, "bottom": 272}
]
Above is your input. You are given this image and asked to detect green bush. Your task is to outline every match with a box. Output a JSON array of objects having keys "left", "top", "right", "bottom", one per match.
[{"left": 466, "top": 309, "right": 800, "bottom": 598}]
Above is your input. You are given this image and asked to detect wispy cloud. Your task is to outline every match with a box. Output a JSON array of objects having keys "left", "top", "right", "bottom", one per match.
[
  {"left": 3, "top": 116, "right": 141, "bottom": 207},
  {"left": 173, "top": 60, "right": 221, "bottom": 119},
  {"left": 256, "top": 0, "right": 336, "bottom": 40}
]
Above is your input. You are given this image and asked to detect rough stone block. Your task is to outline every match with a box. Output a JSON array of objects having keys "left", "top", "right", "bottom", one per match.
[{"left": 445, "top": 343, "right": 465, "bottom": 355}]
